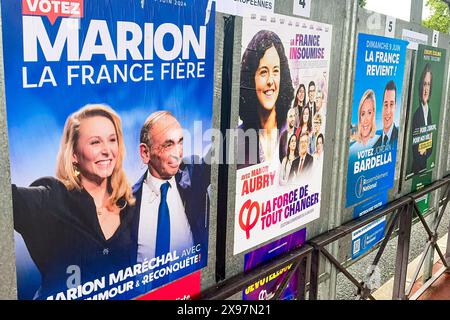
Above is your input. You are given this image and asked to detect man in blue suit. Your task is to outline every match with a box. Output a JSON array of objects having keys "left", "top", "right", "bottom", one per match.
[
  {"left": 131, "top": 111, "right": 210, "bottom": 293},
  {"left": 374, "top": 80, "right": 399, "bottom": 149}
]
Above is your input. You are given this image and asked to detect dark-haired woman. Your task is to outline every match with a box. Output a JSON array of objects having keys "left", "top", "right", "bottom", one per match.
[
  {"left": 299, "top": 105, "right": 312, "bottom": 136},
  {"left": 280, "top": 133, "right": 299, "bottom": 185},
  {"left": 238, "top": 30, "right": 294, "bottom": 169},
  {"left": 293, "top": 84, "right": 306, "bottom": 127}
]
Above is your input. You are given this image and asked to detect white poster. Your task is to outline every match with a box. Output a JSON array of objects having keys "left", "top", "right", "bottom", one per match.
[
  {"left": 293, "top": 0, "right": 312, "bottom": 18},
  {"left": 402, "top": 29, "right": 428, "bottom": 50},
  {"left": 234, "top": 13, "right": 332, "bottom": 254},
  {"left": 215, "top": 0, "right": 275, "bottom": 17}
]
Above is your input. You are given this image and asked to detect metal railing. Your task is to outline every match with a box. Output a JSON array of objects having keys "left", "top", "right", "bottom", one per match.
[
  {"left": 198, "top": 244, "right": 312, "bottom": 300},
  {"left": 310, "top": 176, "right": 450, "bottom": 300},
  {"left": 198, "top": 175, "right": 450, "bottom": 300}
]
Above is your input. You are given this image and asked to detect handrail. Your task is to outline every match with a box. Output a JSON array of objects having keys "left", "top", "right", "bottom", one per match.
[
  {"left": 311, "top": 196, "right": 411, "bottom": 248},
  {"left": 198, "top": 244, "right": 312, "bottom": 300},
  {"left": 197, "top": 174, "right": 450, "bottom": 300},
  {"left": 309, "top": 174, "right": 450, "bottom": 300},
  {"left": 409, "top": 177, "right": 450, "bottom": 200}
]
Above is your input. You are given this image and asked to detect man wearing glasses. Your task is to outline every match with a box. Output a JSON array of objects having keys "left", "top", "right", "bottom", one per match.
[
  {"left": 132, "top": 111, "right": 210, "bottom": 292},
  {"left": 307, "top": 81, "right": 317, "bottom": 117},
  {"left": 289, "top": 132, "right": 314, "bottom": 182}
]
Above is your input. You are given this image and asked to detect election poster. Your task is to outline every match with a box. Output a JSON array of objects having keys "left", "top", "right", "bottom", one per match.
[
  {"left": 350, "top": 190, "right": 389, "bottom": 261},
  {"left": 353, "top": 192, "right": 388, "bottom": 219},
  {"left": 136, "top": 271, "right": 201, "bottom": 300},
  {"left": 351, "top": 217, "right": 386, "bottom": 260},
  {"left": 215, "top": 0, "right": 275, "bottom": 16},
  {"left": 351, "top": 192, "right": 388, "bottom": 260},
  {"left": 411, "top": 172, "right": 432, "bottom": 215},
  {"left": 234, "top": 13, "right": 332, "bottom": 254},
  {"left": 3, "top": 0, "right": 215, "bottom": 300},
  {"left": 243, "top": 229, "right": 306, "bottom": 300},
  {"left": 345, "top": 33, "right": 407, "bottom": 207},
  {"left": 405, "top": 45, "right": 447, "bottom": 180}
]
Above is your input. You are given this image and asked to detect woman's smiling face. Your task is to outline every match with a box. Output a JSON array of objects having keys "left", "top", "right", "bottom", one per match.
[
  {"left": 297, "top": 86, "right": 305, "bottom": 103},
  {"left": 359, "top": 98, "right": 374, "bottom": 140},
  {"left": 289, "top": 135, "right": 297, "bottom": 153},
  {"left": 254, "top": 46, "right": 280, "bottom": 112},
  {"left": 73, "top": 116, "right": 118, "bottom": 183},
  {"left": 303, "top": 107, "right": 310, "bottom": 124}
]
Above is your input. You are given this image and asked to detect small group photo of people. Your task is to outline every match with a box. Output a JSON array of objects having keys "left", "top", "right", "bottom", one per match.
[{"left": 279, "top": 80, "right": 326, "bottom": 185}]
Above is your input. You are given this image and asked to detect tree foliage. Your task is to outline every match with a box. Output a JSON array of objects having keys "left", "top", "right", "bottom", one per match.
[
  {"left": 423, "top": 0, "right": 450, "bottom": 33},
  {"left": 358, "top": 0, "right": 367, "bottom": 7}
]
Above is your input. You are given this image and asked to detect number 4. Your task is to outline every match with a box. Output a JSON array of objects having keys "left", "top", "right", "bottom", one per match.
[{"left": 294, "top": 0, "right": 311, "bottom": 18}]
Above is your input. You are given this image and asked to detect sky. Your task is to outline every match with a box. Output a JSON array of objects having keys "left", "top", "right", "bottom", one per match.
[{"left": 365, "top": 0, "right": 431, "bottom": 22}]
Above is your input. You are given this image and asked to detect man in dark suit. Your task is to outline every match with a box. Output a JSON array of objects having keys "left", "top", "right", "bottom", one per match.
[
  {"left": 279, "top": 107, "right": 298, "bottom": 162},
  {"left": 307, "top": 81, "right": 317, "bottom": 117},
  {"left": 411, "top": 64, "right": 433, "bottom": 174},
  {"left": 131, "top": 111, "right": 210, "bottom": 292},
  {"left": 374, "top": 80, "right": 399, "bottom": 149},
  {"left": 289, "top": 132, "right": 313, "bottom": 182}
]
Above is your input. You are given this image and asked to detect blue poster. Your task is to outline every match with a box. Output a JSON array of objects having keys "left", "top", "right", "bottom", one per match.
[
  {"left": 351, "top": 217, "right": 386, "bottom": 260},
  {"left": 353, "top": 192, "right": 388, "bottom": 219},
  {"left": 351, "top": 192, "right": 388, "bottom": 260},
  {"left": 346, "top": 34, "right": 407, "bottom": 207},
  {"left": 3, "top": 0, "right": 215, "bottom": 300}
]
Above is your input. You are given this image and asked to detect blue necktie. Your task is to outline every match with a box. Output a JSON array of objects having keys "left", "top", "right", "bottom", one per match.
[
  {"left": 152, "top": 182, "right": 171, "bottom": 289},
  {"left": 155, "top": 182, "right": 171, "bottom": 259}
]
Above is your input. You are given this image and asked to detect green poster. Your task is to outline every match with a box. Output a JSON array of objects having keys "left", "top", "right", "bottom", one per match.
[
  {"left": 411, "top": 172, "right": 432, "bottom": 215},
  {"left": 406, "top": 45, "right": 447, "bottom": 180}
]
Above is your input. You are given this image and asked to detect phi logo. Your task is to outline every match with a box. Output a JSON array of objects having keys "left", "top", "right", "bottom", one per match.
[
  {"left": 238, "top": 200, "right": 260, "bottom": 240},
  {"left": 22, "top": 0, "right": 83, "bottom": 24}
]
